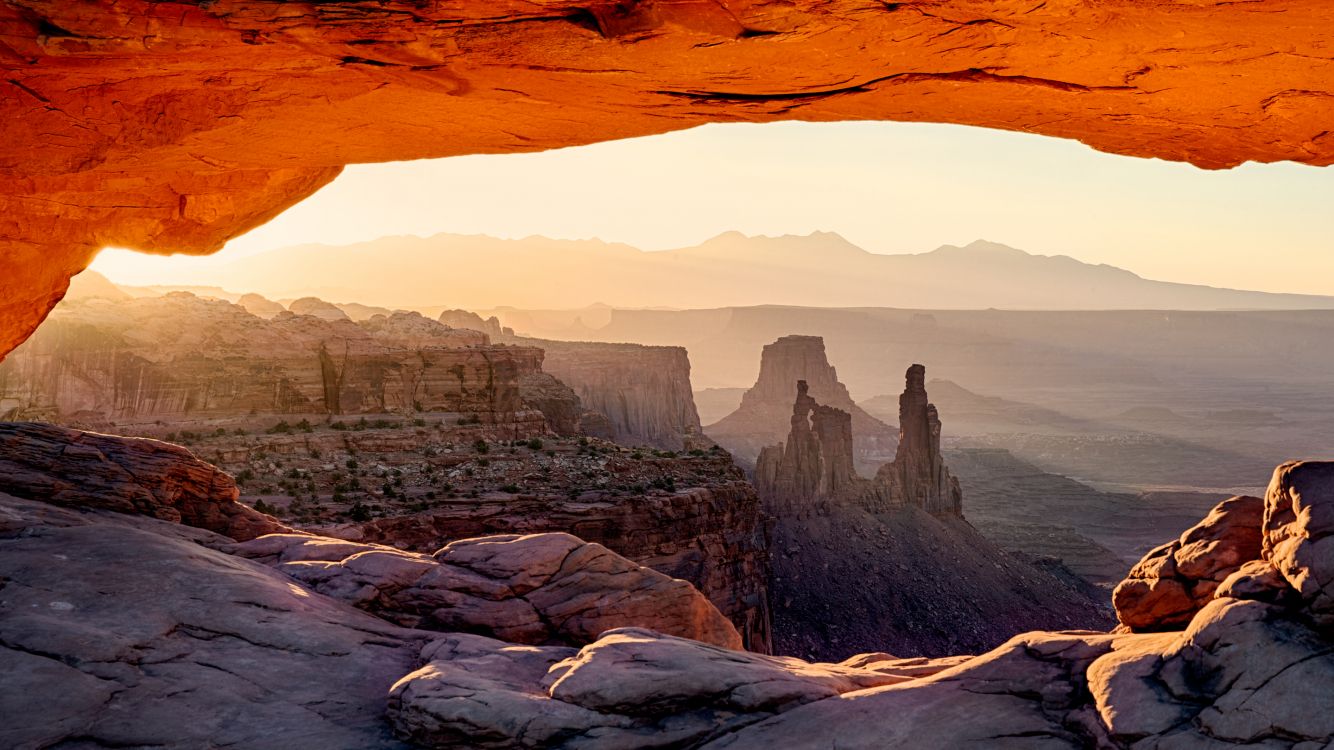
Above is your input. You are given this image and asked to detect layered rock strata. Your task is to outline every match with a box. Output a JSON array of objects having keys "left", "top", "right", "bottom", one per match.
[
  {"left": 0, "top": 294, "right": 567, "bottom": 432},
  {"left": 709, "top": 335, "right": 897, "bottom": 469},
  {"left": 328, "top": 478, "right": 774, "bottom": 653},
  {"left": 227, "top": 531, "right": 743, "bottom": 649},
  {"left": 505, "top": 335, "right": 708, "bottom": 450},
  {"left": 0, "top": 421, "right": 287, "bottom": 541}
]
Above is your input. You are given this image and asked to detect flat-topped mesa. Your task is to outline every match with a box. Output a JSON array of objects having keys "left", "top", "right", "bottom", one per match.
[
  {"left": 870, "top": 365, "right": 964, "bottom": 517},
  {"left": 709, "top": 335, "right": 896, "bottom": 469},
  {"left": 755, "top": 380, "right": 856, "bottom": 515},
  {"left": 504, "top": 336, "right": 708, "bottom": 451},
  {"left": 0, "top": 294, "right": 556, "bottom": 434}
]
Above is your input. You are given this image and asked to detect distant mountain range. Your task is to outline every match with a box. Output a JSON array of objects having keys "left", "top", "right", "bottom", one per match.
[{"left": 99, "top": 231, "right": 1334, "bottom": 311}]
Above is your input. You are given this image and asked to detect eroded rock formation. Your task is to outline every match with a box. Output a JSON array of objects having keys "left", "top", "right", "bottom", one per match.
[
  {"left": 754, "top": 380, "right": 857, "bottom": 514},
  {"left": 325, "top": 476, "right": 773, "bottom": 653},
  {"left": 0, "top": 421, "right": 287, "bottom": 541},
  {"left": 227, "top": 531, "right": 743, "bottom": 649},
  {"left": 506, "top": 335, "right": 708, "bottom": 450},
  {"left": 1113, "top": 494, "right": 1266, "bottom": 632},
  {"left": 0, "top": 294, "right": 567, "bottom": 431},
  {"left": 755, "top": 367, "right": 1111, "bottom": 658},
  {"left": 867, "top": 364, "right": 963, "bottom": 516},
  {"left": 4, "top": 1, "right": 1334, "bottom": 360},
  {"left": 5, "top": 423, "right": 1333, "bottom": 748},
  {"left": 710, "top": 335, "right": 897, "bottom": 469}
]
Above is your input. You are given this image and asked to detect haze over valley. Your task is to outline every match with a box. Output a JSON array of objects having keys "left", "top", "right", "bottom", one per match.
[{"left": 94, "top": 231, "right": 1334, "bottom": 312}]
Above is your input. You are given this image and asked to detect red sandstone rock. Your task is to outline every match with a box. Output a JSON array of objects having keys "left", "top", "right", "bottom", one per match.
[
  {"left": 1113, "top": 494, "right": 1265, "bottom": 632},
  {"left": 0, "top": 421, "right": 287, "bottom": 541},
  {"left": 227, "top": 531, "right": 744, "bottom": 650},
  {"left": 866, "top": 364, "right": 962, "bottom": 516},
  {"left": 752, "top": 366, "right": 1111, "bottom": 659}
]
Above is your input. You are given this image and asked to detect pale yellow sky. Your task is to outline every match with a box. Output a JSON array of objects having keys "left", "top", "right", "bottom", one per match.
[{"left": 94, "top": 121, "right": 1334, "bottom": 295}]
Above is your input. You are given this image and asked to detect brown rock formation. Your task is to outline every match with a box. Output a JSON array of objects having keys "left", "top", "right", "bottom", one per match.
[
  {"left": 4, "top": 1, "right": 1334, "bottom": 360},
  {"left": 0, "top": 421, "right": 286, "bottom": 541},
  {"left": 323, "top": 477, "right": 773, "bottom": 653},
  {"left": 227, "top": 531, "right": 743, "bottom": 650},
  {"left": 754, "top": 380, "right": 857, "bottom": 515},
  {"left": 866, "top": 364, "right": 963, "bottom": 516},
  {"left": 754, "top": 368, "right": 1111, "bottom": 659},
  {"left": 288, "top": 296, "right": 350, "bottom": 321},
  {"left": 1113, "top": 494, "right": 1265, "bottom": 632},
  {"left": 0, "top": 294, "right": 559, "bottom": 430},
  {"left": 710, "top": 335, "right": 897, "bottom": 469},
  {"left": 507, "top": 336, "right": 708, "bottom": 450},
  {"left": 438, "top": 309, "right": 504, "bottom": 339}
]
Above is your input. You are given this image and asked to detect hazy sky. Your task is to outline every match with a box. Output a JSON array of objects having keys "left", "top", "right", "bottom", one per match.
[{"left": 93, "top": 121, "right": 1334, "bottom": 295}]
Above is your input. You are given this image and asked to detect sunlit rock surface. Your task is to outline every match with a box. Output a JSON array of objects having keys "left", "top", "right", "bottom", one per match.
[
  {"left": 6, "top": 0, "right": 1334, "bottom": 358},
  {"left": 0, "top": 421, "right": 288, "bottom": 541},
  {"left": 227, "top": 531, "right": 744, "bottom": 650},
  {"left": 505, "top": 336, "right": 709, "bottom": 451}
]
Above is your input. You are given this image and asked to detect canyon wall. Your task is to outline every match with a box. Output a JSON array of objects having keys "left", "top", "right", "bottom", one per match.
[
  {"left": 506, "top": 336, "right": 707, "bottom": 451},
  {"left": 330, "top": 477, "right": 773, "bottom": 653},
  {"left": 0, "top": 294, "right": 565, "bottom": 431},
  {"left": 710, "top": 335, "right": 897, "bottom": 470}
]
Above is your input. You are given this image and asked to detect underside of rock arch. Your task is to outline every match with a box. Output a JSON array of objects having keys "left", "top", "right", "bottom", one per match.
[{"left": 3, "top": 0, "right": 1333, "bottom": 356}]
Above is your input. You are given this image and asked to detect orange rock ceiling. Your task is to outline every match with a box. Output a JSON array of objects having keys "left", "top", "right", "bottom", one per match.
[{"left": 3, "top": 0, "right": 1333, "bottom": 358}]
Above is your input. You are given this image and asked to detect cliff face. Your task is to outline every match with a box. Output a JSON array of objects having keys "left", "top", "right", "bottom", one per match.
[
  {"left": 331, "top": 479, "right": 773, "bottom": 653},
  {"left": 0, "top": 294, "right": 566, "bottom": 431},
  {"left": 710, "top": 335, "right": 897, "bottom": 470},
  {"left": 756, "top": 365, "right": 1110, "bottom": 659},
  {"left": 507, "top": 336, "right": 707, "bottom": 451}
]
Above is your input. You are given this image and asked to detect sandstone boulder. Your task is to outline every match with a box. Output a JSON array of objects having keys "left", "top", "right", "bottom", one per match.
[
  {"left": 1113, "top": 494, "right": 1265, "bottom": 631},
  {"left": 387, "top": 628, "right": 951, "bottom": 749},
  {"left": 1264, "top": 461, "right": 1334, "bottom": 628},
  {"left": 227, "top": 531, "right": 744, "bottom": 649},
  {"left": 0, "top": 421, "right": 288, "bottom": 541}
]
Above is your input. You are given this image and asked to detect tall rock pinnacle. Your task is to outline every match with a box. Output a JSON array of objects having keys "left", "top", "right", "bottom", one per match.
[
  {"left": 707, "top": 335, "right": 896, "bottom": 469},
  {"left": 755, "top": 364, "right": 962, "bottom": 518},
  {"left": 871, "top": 364, "right": 963, "bottom": 516}
]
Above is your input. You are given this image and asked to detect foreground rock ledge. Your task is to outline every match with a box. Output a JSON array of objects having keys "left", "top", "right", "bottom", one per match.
[
  {"left": 3, "top": 413, "right": 1332, "bottom": 747},
  {"left": 4, "top": 0, "right": 1334, "bottom": 357}
]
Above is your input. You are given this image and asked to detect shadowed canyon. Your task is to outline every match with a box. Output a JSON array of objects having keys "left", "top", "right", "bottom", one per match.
[{"left": 4, "top": 2, "right": 1334, "bottom": 748}]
